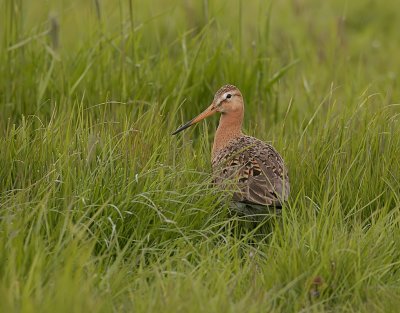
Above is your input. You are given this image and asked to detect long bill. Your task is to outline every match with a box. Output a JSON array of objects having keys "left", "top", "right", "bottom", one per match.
[{"left": 172, "top": 103, "right": 217, "bottom": 135}]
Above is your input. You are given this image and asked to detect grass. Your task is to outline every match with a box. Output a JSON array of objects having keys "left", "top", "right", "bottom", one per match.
[{"left": 1, "top": 0, "right": 400, "bottom": 312}]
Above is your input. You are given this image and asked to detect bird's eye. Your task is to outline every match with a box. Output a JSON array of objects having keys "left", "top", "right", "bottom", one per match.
[{"left": 226, "top": 94, "right": 232, "bottom": 99}]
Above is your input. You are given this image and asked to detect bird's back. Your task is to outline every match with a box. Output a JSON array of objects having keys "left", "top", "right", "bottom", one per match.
[{"left": 211, "top": 135, "right": 290, "bottom": 212}]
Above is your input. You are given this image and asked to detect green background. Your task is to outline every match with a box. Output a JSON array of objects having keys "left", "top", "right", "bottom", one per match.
[{"left": 1, "top": 0, "right": 399, "bottom": 312}]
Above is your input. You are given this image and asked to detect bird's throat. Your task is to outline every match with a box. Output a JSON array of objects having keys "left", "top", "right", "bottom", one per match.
[{"left": 212, "top": 112, "right": 243, "bottom": 159}]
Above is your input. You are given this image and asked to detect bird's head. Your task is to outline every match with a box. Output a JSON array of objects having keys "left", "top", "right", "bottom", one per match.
[{"left": 172, "top": 84, "right": 243, "bottom": 135}]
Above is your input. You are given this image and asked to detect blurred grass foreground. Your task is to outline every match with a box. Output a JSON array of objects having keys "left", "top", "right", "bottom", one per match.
[{"left": 1, "top": 0, "right": 400, "bottom": 312}]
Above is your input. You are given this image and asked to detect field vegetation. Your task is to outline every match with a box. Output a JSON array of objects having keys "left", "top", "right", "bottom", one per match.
[{"left": 1, "top": 0, "right": 399, "bottom": 312}]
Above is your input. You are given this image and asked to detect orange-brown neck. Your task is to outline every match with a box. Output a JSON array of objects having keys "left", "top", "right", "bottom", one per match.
[{"left": 212, "top": 110, "right": 244, "bottom": 159}]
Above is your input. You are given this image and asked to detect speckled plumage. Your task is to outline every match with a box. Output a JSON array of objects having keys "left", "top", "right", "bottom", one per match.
[{"left": 212, "top": 135, "right": 290, "bottom": 210}]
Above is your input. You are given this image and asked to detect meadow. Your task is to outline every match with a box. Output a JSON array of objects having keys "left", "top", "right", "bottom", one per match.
[{"left": 1, "top": 0, "right": 400, "bottom": 312}]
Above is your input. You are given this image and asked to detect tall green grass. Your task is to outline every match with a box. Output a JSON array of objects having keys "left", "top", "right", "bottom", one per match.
[{"left": 1, "top": 0, "right": 399, "bottom": 312}]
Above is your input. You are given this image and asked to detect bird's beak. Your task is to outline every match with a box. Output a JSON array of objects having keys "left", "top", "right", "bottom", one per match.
[{"left": 172, "top": 102, "right": 217, "bottom": 135}]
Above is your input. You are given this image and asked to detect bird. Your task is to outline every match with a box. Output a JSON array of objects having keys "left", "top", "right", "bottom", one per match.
[{"left": 172, "top": 84, "right": 289, "bottom": 216}]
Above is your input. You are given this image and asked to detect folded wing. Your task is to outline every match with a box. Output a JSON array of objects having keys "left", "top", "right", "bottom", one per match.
[{"left": 212, "top": 136, "right": 290, "bottom": 207}]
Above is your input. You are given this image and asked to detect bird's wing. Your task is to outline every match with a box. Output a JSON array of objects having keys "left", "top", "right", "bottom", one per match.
[{"left": 212, "top": 136, "right": 290, "bottom": 207}]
